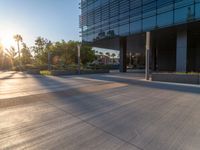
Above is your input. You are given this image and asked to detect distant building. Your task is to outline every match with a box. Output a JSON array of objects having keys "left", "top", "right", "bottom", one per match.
[{"left": 80, "top": 0, "right": 200, "bottom": 72}]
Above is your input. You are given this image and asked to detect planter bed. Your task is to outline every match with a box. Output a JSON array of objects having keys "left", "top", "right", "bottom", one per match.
[
  {"left": 46, "top": 69, "right": 109, "bottom": 76},
  {"left": 152, "top": 73, "right": 200, "bottom": 85},
  {"left": 51, "top": 70, "right": 77, "bottom": 76},
  {"left": 25, "top": 69, "right": 40, "bottom": 75},
  {"left": 80, "top": 69, "right": 109, "bottom": 74}
]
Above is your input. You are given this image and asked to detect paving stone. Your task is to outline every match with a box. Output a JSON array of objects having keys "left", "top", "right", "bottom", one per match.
[{"left": 0, "top": 72, "right": 200, "bottom": 150}]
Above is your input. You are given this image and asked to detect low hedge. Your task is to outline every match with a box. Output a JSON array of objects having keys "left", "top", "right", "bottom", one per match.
[{"left": 40, "top": 69, "right": 109, "bottom": 76}]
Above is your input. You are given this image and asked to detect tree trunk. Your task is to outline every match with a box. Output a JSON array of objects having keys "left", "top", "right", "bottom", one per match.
[{"left": 17, "top": 42, "right": 21, "bottom": 67}]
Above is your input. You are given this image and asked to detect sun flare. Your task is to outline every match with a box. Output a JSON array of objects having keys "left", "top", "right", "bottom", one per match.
[{"left": 0, "top": 29, "right": 18, "bottom": 50}]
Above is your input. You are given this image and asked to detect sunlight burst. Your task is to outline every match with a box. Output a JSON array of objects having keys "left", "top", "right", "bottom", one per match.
[{"left": 0, "top": 29, "right": 18, "bottom": 50}]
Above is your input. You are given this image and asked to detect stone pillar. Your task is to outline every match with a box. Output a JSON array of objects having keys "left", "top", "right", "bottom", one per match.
[
  {"left": 119, "top": 37, "right": 127, "bottom": 72},
  {"left": 145, "top": 32, "right": 150, "bottom": 80},
  {"left": 176, "top": 28, "right": 187, "bottom": 72}
]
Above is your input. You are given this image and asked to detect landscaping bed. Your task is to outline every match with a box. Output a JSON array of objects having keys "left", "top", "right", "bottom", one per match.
[
  {"left": 152, "top": 73, "right": 200, "bottom": 85},
  {"left": 40, "top": 69, "right": 109, "bottom": 76},
  {"left": 25, "top": 69, "right": 41, "bottom": 75}
]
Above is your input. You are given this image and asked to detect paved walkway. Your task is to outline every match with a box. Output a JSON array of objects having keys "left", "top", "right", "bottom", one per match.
[{"left": 0, "top": 72, "right": 200, "bottom": 150}]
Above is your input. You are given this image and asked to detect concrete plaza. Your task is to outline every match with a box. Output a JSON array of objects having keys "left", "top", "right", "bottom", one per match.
[{"left": 0, "top": 71, "right": 200, "bottom": 150}]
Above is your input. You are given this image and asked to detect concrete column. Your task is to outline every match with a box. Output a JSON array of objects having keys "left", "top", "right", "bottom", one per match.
[
  {"left": 145, "top": 32, "right": 151, "bottom": 80},
  {"left": 119, "top": 37, "right": 127, "bottom": 72},
  {"left": 176, "top": 29, "right": 187, "bottom": 72}
]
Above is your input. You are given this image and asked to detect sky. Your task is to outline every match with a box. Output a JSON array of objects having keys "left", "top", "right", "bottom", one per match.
[{"left": 0, "top": 0, "right": 80, "bottom": 49}]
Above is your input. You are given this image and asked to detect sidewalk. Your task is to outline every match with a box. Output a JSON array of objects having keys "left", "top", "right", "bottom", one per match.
[{"left": 1, "top": 72, "right": 200, "bottom": 150}]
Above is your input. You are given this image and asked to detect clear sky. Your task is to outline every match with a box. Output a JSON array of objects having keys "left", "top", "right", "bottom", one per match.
[{"left": 0, "top": 0, "right": 80, "bottom": 49}]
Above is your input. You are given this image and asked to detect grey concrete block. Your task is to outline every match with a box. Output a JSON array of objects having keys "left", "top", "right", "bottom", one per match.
[{"left": 152, "top": 73, "right": 200, "bottom": 85}]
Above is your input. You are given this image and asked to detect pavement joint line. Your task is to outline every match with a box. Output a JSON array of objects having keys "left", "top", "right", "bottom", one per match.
[
  {"left": 43, "top": 99, "right": 144, "bottom": 150},
  {"left": 81, "top": 95, "right": 154, "bottom": 122},
  {"left": 123, "top": 96, "right": 187, "bottom": 148},
  {"left": 146, "top": 98, "right": 199, "bottom": 148}
]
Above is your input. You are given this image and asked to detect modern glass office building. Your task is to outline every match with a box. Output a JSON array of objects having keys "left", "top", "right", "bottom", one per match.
[{"left": 80, "top": 0, "right": 200, "bottom": 72}]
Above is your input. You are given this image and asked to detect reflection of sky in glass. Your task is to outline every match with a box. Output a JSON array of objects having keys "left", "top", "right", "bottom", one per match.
[{"left": 81, "top": 0, "right": 200, "bottom": 42}]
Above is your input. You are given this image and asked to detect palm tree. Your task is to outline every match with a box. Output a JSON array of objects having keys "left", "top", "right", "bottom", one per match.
[
  {"left": 14, "top": 34, "right": 23, "bottom": 66},
  {"left": 105, "top": 52, "right": 110, "bottom": 58},
  {"left": 99, "top": 52, "right": 103, "bottom": 55},
  {"left": 6, "top": 47, "right": 17, "bottom": 67},
  {"left": 0, "top": 44, "right": 4, "bottom": 68},
  {"left": 111, "top": 53, "right": 116, "bottom": 64}
]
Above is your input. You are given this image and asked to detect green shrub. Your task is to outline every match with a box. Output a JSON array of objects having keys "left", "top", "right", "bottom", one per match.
[{"left": 40, "top": 70, "right": 52, "bottom": 76}]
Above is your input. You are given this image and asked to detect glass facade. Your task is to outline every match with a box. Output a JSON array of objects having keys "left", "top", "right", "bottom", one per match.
[{"left": 80, "top": 0, "right": 200, "bottom": 43}]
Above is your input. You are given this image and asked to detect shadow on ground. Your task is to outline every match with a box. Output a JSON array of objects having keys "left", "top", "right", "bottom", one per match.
[{"left": 2, "top": 73, "right": 200, "bottom": 150}]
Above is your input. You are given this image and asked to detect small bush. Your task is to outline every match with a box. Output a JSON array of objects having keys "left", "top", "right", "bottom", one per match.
[{"left": 40, "top": 70, "right": 52, "bottom": 76}]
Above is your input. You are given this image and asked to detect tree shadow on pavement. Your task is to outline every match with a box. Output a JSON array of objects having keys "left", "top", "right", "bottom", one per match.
[{"left": 2, "top": 74, "right": 200, "bottom": 150}]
